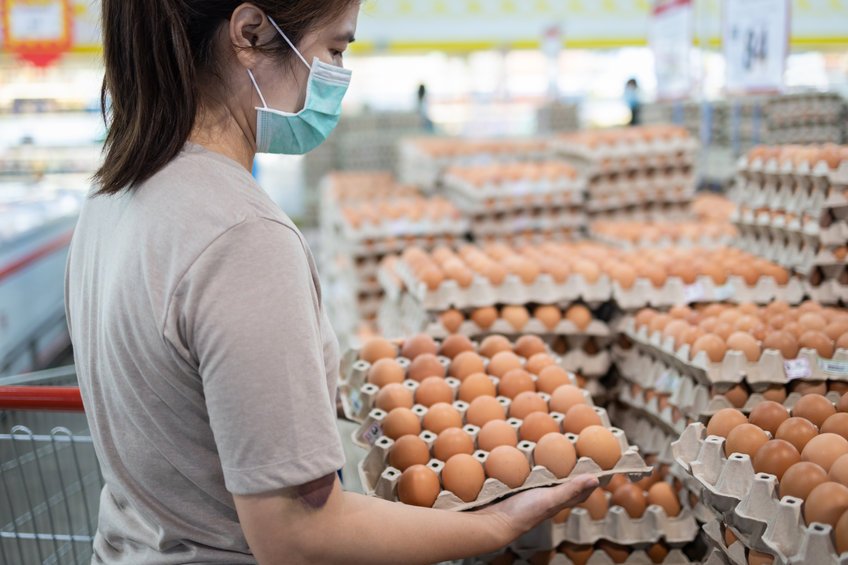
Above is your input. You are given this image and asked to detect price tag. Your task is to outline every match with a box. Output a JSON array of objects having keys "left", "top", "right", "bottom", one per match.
[
  {"left": 9, "top": 2, "right": 64, "bottom": 41},
  {"left": 723, "top": 0, "right": 790, "bottom": 93},
  {"left": 784, "top": 357, "right": 812, "bottom": 380},
  {"left": 349, "top": 388, "right": 363, "bottom": 415},
  {"left": 819, "top": 358, "right": 848, "bottom": 377},
  {"left": 649, "top": 0, "right": 694, "bottom": 100},
  {"left": 683, "top": 282, "right": 706, "bottom": 304},
  {"left": 362, "top": 421, "right": 383, "bottom": 447}
]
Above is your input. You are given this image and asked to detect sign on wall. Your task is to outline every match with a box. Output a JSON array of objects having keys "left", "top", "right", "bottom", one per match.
[
  {"left": 1, "top": 0, "right": 73, "bottom": 67},
  {"left": 650, "top": 0, "right": 693, "bottom": 100},
  {"left": 723, "top": 0, "right": 791, "bottom": 93}
]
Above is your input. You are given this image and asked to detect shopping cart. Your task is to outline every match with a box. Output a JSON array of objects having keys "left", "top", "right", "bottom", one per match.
[{"left": 0, "top": 366, "right": 102, "bottom": 565}]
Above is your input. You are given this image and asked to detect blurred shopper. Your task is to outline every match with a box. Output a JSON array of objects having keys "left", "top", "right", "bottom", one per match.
[
  {"left": 625, "top": 77, "right": 641, "bottom": 126},
  {"left": 65, "top": 1, "right": 598, "bottom": 563},
  {"left": 417, "top": 82, "right": 434, "bottom": 132}
]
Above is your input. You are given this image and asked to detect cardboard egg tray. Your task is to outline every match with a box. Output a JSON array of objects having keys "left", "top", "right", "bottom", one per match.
[
  {"left": 466, "top": 547, "right": 697, "bottom": 565},
  {"left": 468, "top": 212, "right": 587, "bottom": 238},
  {"left": 584, "top": 187, "right": 695, "bottom": 213},
  {"left": 336, "top": 214, "right": 469, "bottom": 243},
  {"left": 553, "top": 136, "right": 698, "bottom": 169},
  {"left": 356, "top": 413, "right": 652, "bottom": 513},
  {"left": 590, "top": 232, "right": 735, "bottom": 251},
  {"left": 442, "top": 172, "right": 586, "bottom": 206},
  {"left": 606, "top": 401, "right": 684, "bottom": 460}
]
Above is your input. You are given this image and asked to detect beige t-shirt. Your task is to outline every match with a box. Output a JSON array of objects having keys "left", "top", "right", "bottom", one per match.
[{"left": 65, "top": 142, "right": 345, "bottom": 564}]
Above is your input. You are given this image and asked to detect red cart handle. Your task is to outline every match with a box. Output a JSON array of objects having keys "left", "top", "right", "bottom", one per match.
[{"left": 0, "top": 386, "right": 84, "bottom": 412}]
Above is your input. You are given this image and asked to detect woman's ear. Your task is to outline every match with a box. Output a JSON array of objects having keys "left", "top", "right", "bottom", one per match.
[{"left": 229, "top": 3, "right": 275, "bottom": 70}]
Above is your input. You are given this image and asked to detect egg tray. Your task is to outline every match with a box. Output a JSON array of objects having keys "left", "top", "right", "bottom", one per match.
[
  {"left": 605, "top": 403, "right": 679, "bottom": 464},
  {"left": 418, "top": 316, "right": 614, "bottom": 342},
  {"left": 553, "top": 136, "right": 699, "bottom": 169},
  {"left": 466, "top": 547, "right": 697, "bottom": 565},
  {"left": 730, "top": 228, "right": 818, "bottom": 274},
  {"left": 589, "top": 232, "right": 735, "bottom": 252},
  {"left": 338, "top": 232, "right": 463, "bottom": 260},
  {"left": 614, "top": 385, "right": 687, "bottom": 437},
  {"left": 357, "top": 426, "right": 652, "bottom": 513},
  {"left": 622, "top": 317, "right": 848, "bottom": 386},
  {"left": 806, "top": 278, "right": 848, "bottom": 305},
  {"left": 468, "top": 213, "right": 588, "bottom": 238},
  {"left": 441, "top": 173, "right": 586, "bottom": 207},
  {"left": 584, "top": 188, "right": 695, "bottom": 214}
]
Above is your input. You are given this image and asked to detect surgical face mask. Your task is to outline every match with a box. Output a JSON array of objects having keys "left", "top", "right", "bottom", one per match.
[{"left": 247, "top": 16, "right": 352, "bottom": 154}]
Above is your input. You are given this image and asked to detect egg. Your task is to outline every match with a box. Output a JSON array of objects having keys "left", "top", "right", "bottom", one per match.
[
  {"left": 525, "top": 353, "right": 557, "bottom": 376},
  {"left": 789, "top": 379, "right": 828, "bottom": 396},
  {"left": 407, "top": 353, "right": 446, "bottom": 382},
  {"left": 805, "top": 481, "right": 848, "bottom": 528},
  {"left": 799, "top": 312, "right": 828, "bottom": 331},
  {"left": 561, "top": 543, "right": 594, "bottom": 565},
  {"left": 707, "top": 408, "right": 748, "bottom": 438},
  {"left": 692, "top": 334, "right": 727, "bottom": 362},
  {"left": 724, "top": 525, "right": 738, "bottom": 546},
  {"left": 576, "top": 425, "right": 622, "bottom": 470},
  {"left": 533, "top": 433, "right": 577, "bottom": 478},
  {"left": 597, "top": 540, "right": 629, "bottom": 564},
  {"left": 793, "top": 394, "right": 836, "bottom": 427},
  {"left": 565, "top": 304, "right": 593, "bottom": 331},
  {"left": 610, "top": 483, "right": 647, "bottom": 518},
  {"left": 389, "top": 434, "right": 432, "bottom": 471},
  {"left": 634, "top": 308, "right": 658, "bottom": 330},
  {"left": 439, "top": 334, "right": 475, "bottom": 359},
  {"left": 415, "top": 376, "right": 455, "bottom": 407},
  {"left": 441, "top": 453, "right": 485, "bottom": 503},
  {"left": 498, "top": 368, "right": 535, "bottom": 398},
  {"left": 646, "top": 542, "right": 669, "bottom": 564},
  {"left": 367, "top": 358, "right": 406, "bottom": 388},
  {"left": 536, "top": 366, "right": 572, "bottom": 395},
  {"left": 802, "top": 433, "right": 848, "bottom": 471},
  {"left": 649, "top": 314, "right": 672, "bottom": 335},
  {"left": 549, "top": 384, "right": 588, "bottom": 415},
  {"left": 748, "top": 549, "right": 774, "bottom": 565},
  {"left": 799, "top": 330, "right": 835, "bottom": 358},
  {"left": 775, "top": 417, "right": 819, "bottom": 452},
  {"left": 397, "top": 464, "right": 441, "bottom": 507},
  {"left": 753, "top": 439, "right": 801, "bottom": 481},
  {"left": 726, "top": 423, "right": 769, "bottom": 457},
  {"left": 762, "top": 331, "right": 799, "bottom": 359},
  {"left": 825, "top": 321, "right": 848, "bottom": 341},
  {"left": 485, "top": 445, "right": 531, "bottom": 488},
  {"left": 831, "top": 381, "right": 848, "bottom": 395},
  {"left": 382, "top": 407, "right": 423, "bottom": 440},
  {"left": 401, "top": 334, "right": 439, "bottom": 360},
  {"left": 748, "top": 401, "right": 791, "bottom": 435},
  {"left": 836, "top": 509, "right": 848, "bottom": 554},
  {"left": 840, "top": 392, "right": 848, "bottom": 413},
  {"left": 359, "top": 337, "right": 397, "bottom": 363},
  {"left": 762, "top": 385, "right": 788, "bottom": 403},
  {"left": 439, "top": 309, "right": 465, "bottom": 333},
  {"left": 466, "top": 396, "right": 507, "bottom": 427},
  {"left": 448, "top": 351, "right": 486, "bottom": 381},
  {"left": 433, "top": 427, "right": 475, "bottom": 461},
  {"left": 562, "top": 404, "right": 603, "bottom": 434},
  {"left": 533, "top": 305, "right": 562, "bottom": 330},
  {"left": 502, "top": 305, "right": 530, "bottom": 331},
  {"left": 375, "top": 383, "right": 415, "bottom": 412},
  {"left": 510, "top": 391, "right": 549, "bottom": 419},
  {"left": 722, "top": 383, "right": 750, "bottom": 409},
  {"left": 824, "top": 413, "right": 848, "bottom": 441},
  {"left": 513, "top": 335, "right": 548, "bottom": 358},
  {"left": 647, "top": 482, "right": 681, "bottom": 517},
  {"left": 478, "top": 419, "right": 519, "bottom": 451},
  {"left": 422, "top": 403, "right": 463, "bottom": 434},
  {"left": 577, "top": 486, "right": 609, "bottom": 519},
  {"left": 457, "top": 373, "right": 497, "bottom": 403},
  {"left": 521, "top": 412, "right": 560, "bottom": 442},
  {"left": 830, "top": 454, "right": 848, "bottom": 486},
  {"left": 781, "top": 461, "right": 829, "bottom": 500},
  {"left": 726, "top": 331, "right": 762, "bottom": 362},
  {"left": 488, "top": 351, "right": 524, "bottom": 379},
  {"left": 470, "top": 306, "right": 499, "bottom": 329},
  {"left": 478, "top": 334, "right": 513, "bottom": 358}
]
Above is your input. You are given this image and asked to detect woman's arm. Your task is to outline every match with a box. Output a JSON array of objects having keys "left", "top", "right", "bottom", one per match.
[{"left": 234, "top": 472, "right": 598, "bottom": 565}]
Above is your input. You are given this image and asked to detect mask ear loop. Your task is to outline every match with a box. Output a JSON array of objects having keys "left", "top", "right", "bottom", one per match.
[
  {"left": 247, "top": 69, "right": 269, "bottom": 109},
  {"left": 267, "top": 16, "right": 311, "bottom": 70}
]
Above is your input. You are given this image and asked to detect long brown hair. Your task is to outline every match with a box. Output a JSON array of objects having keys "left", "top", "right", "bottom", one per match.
[{"left": 94, "top": 0, "right": 356, "bottom": 195}]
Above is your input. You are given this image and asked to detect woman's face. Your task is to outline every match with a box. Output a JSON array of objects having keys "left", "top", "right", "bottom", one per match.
[{"left": 251, "top": 2, "right": 359, "bottom": 114}]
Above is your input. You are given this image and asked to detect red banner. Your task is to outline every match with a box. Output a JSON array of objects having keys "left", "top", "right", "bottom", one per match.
[{"left": 1, "top": 0, "right": 73, "bottom": 67}]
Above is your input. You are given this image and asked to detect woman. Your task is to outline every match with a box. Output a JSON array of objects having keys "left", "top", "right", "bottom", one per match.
[{"left": 66, "top": 1, "right": 598, "bottom": 563}]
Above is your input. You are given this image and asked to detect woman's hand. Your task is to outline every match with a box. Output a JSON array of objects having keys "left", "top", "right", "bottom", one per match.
[{"left": 475, "top": 474, "right": 600, "bottom": 540}]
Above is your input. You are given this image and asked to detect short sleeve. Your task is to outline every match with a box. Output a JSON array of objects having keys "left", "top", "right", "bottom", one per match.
[{"left": 165, "top": 218, "right": 345, "bottom": 495}]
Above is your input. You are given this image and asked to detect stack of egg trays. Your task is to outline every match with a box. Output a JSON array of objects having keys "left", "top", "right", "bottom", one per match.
[
  {"left": 591, "top": 232, "right": 734, "bottom": 252},
  {"left": 465, "top": 547, "right": 697, "bottom": 565},
  {"left": 620, "top": 317, "right": 848, "bottom": 387},
  {"left": 807, "top": 163, "right": 848, "bottom": 304},
  {"left": 729, "top": 208, "right": 819, "bottom": 274},
  {"left": 673, "top": 422, "right": 848, "bottom": 564},
  {"left": 441, "top": 167, "right": 585, "bottom": 210}
]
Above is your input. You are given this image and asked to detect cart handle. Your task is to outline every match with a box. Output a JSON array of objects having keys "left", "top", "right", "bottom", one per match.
[{"left": 0, "top": 386, "right": 84, "bottom": 412}]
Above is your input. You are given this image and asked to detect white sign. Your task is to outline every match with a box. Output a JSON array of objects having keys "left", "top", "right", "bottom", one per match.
[
  {"left": 649, "top": 0, "right": 693, "bottom": 100},
  {"left": 784, "top": 357, "right": 812, "bottom": 380},
  {"left": 9, "top": 2, "right": 65, "bottom": 42},
  {"left": 723, "top": 0, "right": 790, "bottom": 93}
]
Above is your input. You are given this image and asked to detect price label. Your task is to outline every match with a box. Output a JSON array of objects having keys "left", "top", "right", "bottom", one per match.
[
  {"left": 349, "top": 388, "right": 363, "bottom": 415},
  {"left": 712, "top": 283, "right": 737, "bottom": 302},
  {"left": 684, "top": 282, "right": 707, "bottom": 304},
  {"left": 784, "top": 357, "right": 812, "bottom": 380},
  {"left": 650, "top": 0, "right": 694, "bottom": 100},
  {"left": 362, "top": 421, "right": 383, "bottom": 447},
  {"left": 9, "top": 2, "right": 64, "bottom": 41},
  {"left": 819, "top": 358, "right": 848, "bottom": 377},
  {"left": 723, "top": 0, "right": 790, "bottom": 93}
]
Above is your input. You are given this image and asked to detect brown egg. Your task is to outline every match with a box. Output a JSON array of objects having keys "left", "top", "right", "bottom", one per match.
[
  {"left": 725, "top": 525, "right": 739, "bottom": 546},
  {"left": 478, "top": 334, "right": 512, "bottom": 358},
  {"left": 368, "top": 358, "right": 406, "bottom": 388},
  {"left": 647, "top": 482, "right": 681, "bottom": 517},
  {"left": 533, "top": 433, "right": 577, "bottom": 478},
  {"left": 836, "top": 509, "right": 848, "bottom": 554},
  {"left": 382, "top": 407, "right": 422, "bottom": 440},
  {"left": 433, "top": 427, "right": 475, "bottom": 461},
  {"left": 794, "top": 394, "right": 836, "bottom": 428},
  {"left": 825, "top": 321, "right": 848, "bottom": 342},
  {"left": 748, "top": 549, "right": 774, "bottom": 565},
  {"left": 840, "top": 392, "right": 848, "bottom": 413},
  {"left": 649, "top": 314, "right": 672, "bottom": 335},
  {"left": 805, "top": 481, "right": 848, "bottom": 528},
  {"left": 498, "top": 368, "right": 535, "bottom": 398},
  {"left": 722, "top": 384, "right": 750, "bottom": 409},
  {"left": 780, "top": 461, "right": 829, "bottom": 499},
  {"left": 562, "top": 404, "right": 603, "bottom": 434},
  {"left": 525, "top": 353, "right": 557, "bottom": 376},
  {"left": 536, "top": 366, "right": 572, "bottom": 395},
  {"left": 799, "top": 312, "right": 828, "bottom": 332},
  {"left": 439, "top": 309, "right": 465, "bottom": 333},
  {"left": 646, "top": 542, "right": 669, "bottom": 564},
  {"left": 726, "top": 331, "right": 762, "bottom": 362},
  {"left": 359, "top": 337, "right": 397, "bottom": 363},
  {"left": 397, "top": 464, "right": 440, "bottom": 507},
  {"left": 448, "top": 351, "right": 486, "bottom": 381},
  {"left": 408, "top": 353, "right": 446, "bottom": 382},
  {"left": 802, "top": 433, "right": 848, "bottom": 471},
  {"left": 826, "top": 413, "right": 848, "bottom": 441},
  {"left": 692, "top": 334, "right": 727, "bottom": 362},
  {"left": 502, "top": 305, "right": 530, "bottom": 331},
  {"left": 576, "top": 425, "right": 622, "bottom": 470},
  {"left": 466, "top": 396, "right": 507, "bottom": 427},
  {"left": 565, "top": 305, "right": 593, "bottom": 331},
  {"left": 753, "top": 439, "right": 801, "bottom": 481},
  {"left": 521, "top": 412, "right": 560, "bottom": 442},
  {"left": 838, "top": 333, "right": 848, "bottom": 352},
  {"left": 549, "top": 384, "right": 588, "bottom": 415},
  {"left": 415, "top": 376, "right": 455, "bottom": 407},
  {"left": 603, "top": 474, "right": 628, "bottom": 493},
  {"left": 389, "top": 434, "right": 431, "bottom": 471},
  {"left": 726, "top": 423, "right": 769, "bottom": 457},
  {"left": 577, "top": 486, "right": 609, "bottom": 519},
  {"left": 799, "top": 330, "right": 835, "bottom": 358},
  {"left": 488, "top": 351, "right": 524, "bottom": 379},
  {"left": 552, "top": 507, "right": 570, "bottom": 524},
  {"left": 749, "top": 401, "right": 791, "bottom": 435},
  {"left": 510, "top": 391, "right": 549, "bottom": 419},
  {"left": 707, "top": 408, "right": 749, "bottom": 438},
  {"left": 534, "top": 305, "right": 562, "bottom": 330},
  {"left": 375, "top": 383, "right": 415, "bottom": 412},
  {"left": 611, "top": 483, "right": 647, "bottom": 518},
  {"left": 470, "top": 306, "right": 499, "bottom": 330},
  {"left": 775, "top": 417, "right": 819, "bottom": 453},
  {"left": 634, "top": 308, "right": 658, "bottom": 330},
  {"left": 439, "top": 334, "right": 475, "bottom": 359},
  {"left": 762, "top": 331, "right": 800, "bottom": 359},
  {"left": 441, "top": 453, "right": 485, "bottom": 503},
  {"left": 401, "top": 334, "right": 439, "bottom": 360},
  {"left": 762, "top": 385, "right": 788, "bottom": 403},
  {"left": 790, "top": 379, "right": 828, "bottom": 396},
  {"left": 561, "top": 543, "right": 594, "bottom": 565},
  {"left": 597, "top": 540, "right": 629, "bottom": 563},
  {"left": 458, "top": 373, "right": 497, "bottom": 402},
  {"left": 830, "top": 454, "right": 848, "bottom": 486},
  {"left": 422, "top": 402, "right": 463, "bottom": 434},
  {"left": 478, "top": 419, "right": 519, "bottom": 451},
  {"left": 485, "top": 445, "right": 531, "bottom": 488},
  {"left": 831, "top": 381, "right": 848, "bottom": 396},
  {"left": 514, "top": 335, "right": 548, "bottom": 358}
]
